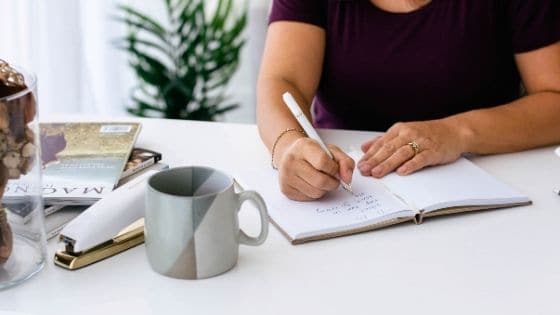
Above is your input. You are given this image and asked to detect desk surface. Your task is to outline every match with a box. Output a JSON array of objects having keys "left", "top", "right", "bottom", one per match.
[{"left": 2, "top": 118, "right": 560, "bottom": 315}]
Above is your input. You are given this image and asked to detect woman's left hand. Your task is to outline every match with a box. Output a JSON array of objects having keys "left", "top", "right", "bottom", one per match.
[{"left": 357, "top": 119, "right": 469, "bottom": 178}]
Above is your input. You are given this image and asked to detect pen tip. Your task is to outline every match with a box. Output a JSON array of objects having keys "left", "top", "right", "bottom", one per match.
[{"left": 342, "top": 183, "right": 353, "bottom": 193}]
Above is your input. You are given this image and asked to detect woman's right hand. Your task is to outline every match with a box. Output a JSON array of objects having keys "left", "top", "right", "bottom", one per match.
[{"left": 276, "top": 137, "right": 355, "bottom": 201}]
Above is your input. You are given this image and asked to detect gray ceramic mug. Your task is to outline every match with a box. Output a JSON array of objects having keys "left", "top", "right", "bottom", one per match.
[{"left": 145, "top": 166, "right": 268, "bottom": 279}]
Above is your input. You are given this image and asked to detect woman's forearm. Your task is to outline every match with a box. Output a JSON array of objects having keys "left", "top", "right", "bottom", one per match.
[
  {"left": 256, "top": 77, "right": 310, "bottom": 160},
  {"left": 256, "top": 22, "right": 326, "bottom": 163},
  {"left": 448, "top": 91, "right": 560, "bottom": 154}
]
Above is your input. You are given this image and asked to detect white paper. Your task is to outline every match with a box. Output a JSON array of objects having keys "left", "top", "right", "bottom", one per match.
[
  {"left": 239, "top": 168, "right": 413, "bottom": 241},
  {"left": 379, "top": 157, "right": 530, "bottom": 213}
]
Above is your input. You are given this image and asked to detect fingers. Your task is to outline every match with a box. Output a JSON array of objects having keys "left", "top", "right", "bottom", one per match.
[
  {"left": 302, "top": 139, "right": 339, "bottom": 176},
  {"left": 358, "top": 122, "right": 426, "bottom": 177},
  {"left": 279, "top": 182, "right": 315, "bottom": 202},
  {"left": 293, "top": 175, "right": 329, "bottom": 199},
  {"left": 361, "top": 136, "right": 380, "bottom": 153},
  {"left": 357, "top": 120, "right": 465, "bottom": 178},
  {"left": 358, "top": 136, "right": 406, "bottom": 176},
  {"left": 329, "top": 145, "right": 355, "bottom": 184},
  {"left": 362, "top": 133, "right": 398, "bottom": 162},
  {"left": 397, "top": 151, "right": 435, "bottom": 175},
  {"left": 370, "top": 145, "right": 415, "bottom": 178},
  {"left": 279, "top": 162, "right": 338, "bottom": 200},
  {"left": 278, "top": 138, "right": 343, "bottom": 201},
  {"left": 298, "top": 161, "right": 340, "bottom": 191}
]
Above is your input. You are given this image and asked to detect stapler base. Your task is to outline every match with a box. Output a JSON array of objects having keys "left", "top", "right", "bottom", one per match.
[{"left": 54, "top": 226, "right": 144, "bottom": 270}]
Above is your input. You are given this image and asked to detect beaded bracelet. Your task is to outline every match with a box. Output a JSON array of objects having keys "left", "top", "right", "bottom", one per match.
[{"left": 271, "top": 128, "right": 306, "bottom": 170}]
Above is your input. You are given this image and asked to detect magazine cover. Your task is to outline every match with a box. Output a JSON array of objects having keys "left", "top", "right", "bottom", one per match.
[{"left": 5, "top": 122, "right": 141, "bottom": 205}]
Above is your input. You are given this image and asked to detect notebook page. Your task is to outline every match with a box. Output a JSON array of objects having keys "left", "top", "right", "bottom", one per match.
[
  {"left": 238, "top": 168, "right": 413, "bottom": 242},
  {"left": 379, "top": 157, "right": 530, "bottom": 213}
]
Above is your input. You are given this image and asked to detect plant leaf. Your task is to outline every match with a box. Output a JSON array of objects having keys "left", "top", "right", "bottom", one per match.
[
  {"left": 117, "top": 5, "right": 167, "bottom": 36},
  {"left": 116, "top": 0, "right": 248, "bottom": 121}
]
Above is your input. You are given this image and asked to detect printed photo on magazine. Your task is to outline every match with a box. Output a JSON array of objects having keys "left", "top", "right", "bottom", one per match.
[{"left": 4, "top": 122, "right": 141, "bottom": 205}]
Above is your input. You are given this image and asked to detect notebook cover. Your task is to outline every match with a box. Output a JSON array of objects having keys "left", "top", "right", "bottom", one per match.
[
  {"left": 416, "top": 201, "right": 533, "bottom": 223},
  {"left": 268, "top": 215, "right": 416, "bottom": 245}
]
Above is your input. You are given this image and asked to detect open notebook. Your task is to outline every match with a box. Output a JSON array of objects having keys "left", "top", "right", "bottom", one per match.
[{"left": 239, "top": 152, "right": 531, "bottom": 244}]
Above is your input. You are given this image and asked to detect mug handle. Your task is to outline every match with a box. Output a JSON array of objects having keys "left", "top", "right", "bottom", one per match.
[{"left": 236, "top": 190, "right": 269, "bottom": 246}]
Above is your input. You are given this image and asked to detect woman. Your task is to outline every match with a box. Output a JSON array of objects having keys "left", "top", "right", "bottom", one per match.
[{"left": 257, "top": 0, "right": 560, "bottom": 201}]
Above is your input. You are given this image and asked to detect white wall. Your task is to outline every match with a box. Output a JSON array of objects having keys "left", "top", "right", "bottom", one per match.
[
  {"left": 0, "top": 0, "right": 271, "bottom": 123},
  {"left": 225, "top": 0, "right": 270, "bottom": 123}
]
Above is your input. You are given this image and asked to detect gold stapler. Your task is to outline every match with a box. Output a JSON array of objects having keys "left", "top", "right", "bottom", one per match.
[
  {"left": 54, "top": 219, "right": 144, "bottom": 270},
  {"left": 54, "top": 170, "right": 159, "bottom": 270}
]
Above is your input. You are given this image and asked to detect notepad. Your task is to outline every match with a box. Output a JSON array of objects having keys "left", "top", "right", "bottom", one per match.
[{"left": 238, "top": 152, "right": 531, "bottom": 244}]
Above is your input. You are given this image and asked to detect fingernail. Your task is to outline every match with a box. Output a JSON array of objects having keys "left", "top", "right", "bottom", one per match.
[
  {"left": 359, "top": 163, "right": 371, "bottom": 173},
  {"left": 346, "top": 169, "right": 354, "bottom": 183},
  {"left": 371, "top": 166, "right": 383, "bottom": 177},
  {"left": 397, "top": 166, "right": 408, "bottom": 175}
]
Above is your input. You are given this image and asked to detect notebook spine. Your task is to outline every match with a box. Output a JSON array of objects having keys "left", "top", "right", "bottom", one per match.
[{"left": 414, "top": 211, "right": 425, "bottom": 224}]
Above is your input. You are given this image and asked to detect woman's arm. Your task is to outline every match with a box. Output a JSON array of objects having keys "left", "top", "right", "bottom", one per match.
[
  {"left": 453, "top": 42, "right": 560, "bottom": 154},
  {"left": 257, "top": 21, "right": 324, "bottom": 155},
  {"left": 358, "top": 42, "right": 560, "bottom": 178},
  {"left": 257, "top": 22, "right": 354, "bottom": 201}
]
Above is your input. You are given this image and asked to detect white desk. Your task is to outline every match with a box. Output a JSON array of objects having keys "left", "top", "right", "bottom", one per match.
[{"left": 2, "top": 118, "right": 560, "bottom": 315}]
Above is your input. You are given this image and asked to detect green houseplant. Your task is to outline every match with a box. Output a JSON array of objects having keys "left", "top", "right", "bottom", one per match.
[{"left": 116, "top": 0, "right": 247, "bottom": 121}]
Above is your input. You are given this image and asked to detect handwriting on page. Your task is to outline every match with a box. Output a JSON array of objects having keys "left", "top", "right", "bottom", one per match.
[{"left": 315, "top": 192, "right": 384, "bottom": 221}]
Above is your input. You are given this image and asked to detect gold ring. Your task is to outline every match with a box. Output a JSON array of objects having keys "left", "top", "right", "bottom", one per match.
[{"left": 408, "top": 141, "right": 421, "bottom": 156}]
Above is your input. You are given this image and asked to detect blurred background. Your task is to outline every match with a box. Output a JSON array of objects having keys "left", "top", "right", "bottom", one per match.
[{"left": 0, "top": 0, "right": 270, "bottom": 123}]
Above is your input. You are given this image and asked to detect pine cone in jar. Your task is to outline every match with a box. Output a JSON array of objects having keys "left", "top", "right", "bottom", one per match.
[{"left": 0, "top": 59, "right": 37, "bottom": 265}]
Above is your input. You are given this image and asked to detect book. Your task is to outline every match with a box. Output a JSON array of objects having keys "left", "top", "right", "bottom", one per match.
[
  {"left": 239, "top": 152, "right": 531, "bottom": 245},
  {"left": 5, "top": 203, "right": 69, "bottom": 225},
  {"left": 117, "top": 162, "right": 169, "bottom": 187},
  {"left": 4, "top": 201, "right": 37, "bottom": 225},
  {"left": 4, "top": 150, "right": 163, "bottom": 223},
  {"left": 4, "top": 122, "right": 141, "bottom": 205},
  {"left": 120, "top": 148, "right": 162, "bottom": 180},
  {"left": 5, "top": 156, "right": 167, "bottom": 240},
  {"left": 5, "top": 203, "right": 85, "bottom": 239},
  {"left": 44, "top": 206, "right": 88, "bottom": 240}
]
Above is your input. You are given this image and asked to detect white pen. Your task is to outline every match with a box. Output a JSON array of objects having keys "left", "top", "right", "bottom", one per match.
[{"left": 282, "top": 92, "right": 353, "bottom": 193}]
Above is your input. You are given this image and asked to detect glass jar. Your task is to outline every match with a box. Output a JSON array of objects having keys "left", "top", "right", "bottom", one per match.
[{"left": 0, "top": 65, "right": 46, "bottom": 290}]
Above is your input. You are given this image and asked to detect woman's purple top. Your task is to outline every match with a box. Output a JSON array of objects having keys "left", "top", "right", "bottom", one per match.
[{"left": 269, "top": 0, "right": 560, "bottom": 131}]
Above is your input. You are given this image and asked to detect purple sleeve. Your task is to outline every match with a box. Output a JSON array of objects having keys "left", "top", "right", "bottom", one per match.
[
  {"left": 509, "top": 0, "right": 560, "bottom": 53},
  {"left": 269, "top": 0, "right": 326, "bottom": 28}
]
